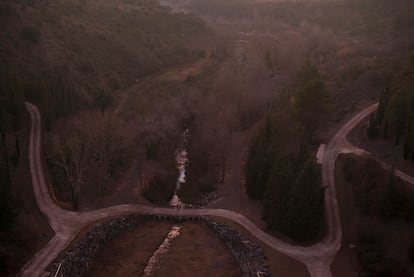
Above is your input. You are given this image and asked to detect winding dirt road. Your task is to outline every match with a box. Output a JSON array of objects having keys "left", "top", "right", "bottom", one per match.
[{"left": 19, "top": 102, "right": 388, "bottom": 277}]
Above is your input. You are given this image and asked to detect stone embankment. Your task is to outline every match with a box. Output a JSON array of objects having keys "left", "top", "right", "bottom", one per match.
[
  {"left": 58, "top": 214, "right": 148, "bottom": 276},
  {"left": 204, "top": 218, "right": 272, "bottom": 277},
  {"left": 195, "top": 191, "right": 221, "bottom": 207},
  {"left": 57, "top": 214, "right": 271, "bottom": 277}
]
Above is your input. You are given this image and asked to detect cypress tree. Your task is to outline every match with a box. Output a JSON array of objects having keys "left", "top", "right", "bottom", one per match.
[
  {"left": 0, "top": 136, "right": 17, "bottom": 229},
  {"left": 279, "top": 157, "right": 324, "bottom": 241},
  {"left": 378, "top": 170, "right": 403, "bottom": 219},
  {"left": 368, "top": 113, "right": 379, "bottom": 139},
  {"left": 383, "top": 120, "right": 389, "bottom": 139},
  {"left": 404, "top": 136, "right": 410, "bottom": 160},
  {"left": 12, "top": 136, "right": 20, "bottom": 166},
  {"left": 245, "top": 116, "right": 276, "bottom": 199}
]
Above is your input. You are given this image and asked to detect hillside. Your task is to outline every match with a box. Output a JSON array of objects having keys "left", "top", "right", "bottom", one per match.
[
  {"left": 0, "top": 0, "right": 207, "bottom": 97},
  {"left": 2, "top": 1, "right": 414, "bottom": 276},
  {"left": 0, "top": 0, "right": 209, "bottom": 275},
  {"left": 183, "top": 0, "right": 414, "bottom": 116}
]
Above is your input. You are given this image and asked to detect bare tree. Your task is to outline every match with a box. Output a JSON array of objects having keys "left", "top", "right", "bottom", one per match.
[
  {"left": 48, "top": 134, "right": 92, "bottom": 208},
  {"left": 75, "top": 110, "right": 130, "bottom": 196}
]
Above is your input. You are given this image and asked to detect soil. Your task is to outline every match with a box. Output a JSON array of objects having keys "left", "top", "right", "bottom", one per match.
[
  {"left": 153, "top": 222, "right": 241, "bottom": 277},
  {"left": 86, "top": 221, "right": 172, "bottom": 277},
  {"left": 86, "top": 221, "right": 241, "bottom": 277}
]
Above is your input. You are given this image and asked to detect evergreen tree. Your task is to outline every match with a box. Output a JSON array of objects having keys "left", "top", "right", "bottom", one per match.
[
  {"left": 11, "top": 136, "right": 20, "bottom": 166},
  {"left": 245, "top": 117, "right": 275, "bottom": 199},
  {"left": 282, "top": 158, "right": 324, "bottom": 241},
  {"left": 294, "top": 64, "right": 331, "bottom": 140},
  {"left": 378, "top": 169, "right": 404, "bottom": 219},
  {"left": 0, "top": 136, "right": 18, "bottom": 229},
  {"left": 259, "top": 141, "right": 324, "bottom": 241},
  {"left": 367, "top": 112, "right": 379, "bottom": 139},
  {"left": 376, "top": 56, "right": 414, "bottom": 153},
  {"left": 403, "top": 136, "right": 410, "bottom": 160}
]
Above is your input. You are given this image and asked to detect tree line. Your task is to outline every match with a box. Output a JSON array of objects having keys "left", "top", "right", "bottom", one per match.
[
  {"left": 189, "top": 0, "right": 414, "bottom": 38},
  {"left": 368, "top": 55, "right": 414, "bottom": 160},
  {"left": 0, "top": 74, "right": 24, "bottom": 229},
  {"left": 0, "top": 68, "right": 118, "bottom": 212},
  {"left": 245, "top": 64, "right": 329, "bottom": 242},
  {"left": 0, "top": 70, "right": 85, "bottom": 226}
]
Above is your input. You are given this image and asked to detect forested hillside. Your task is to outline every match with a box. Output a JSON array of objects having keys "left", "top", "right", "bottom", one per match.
[
  {"left": 2, "top": 0, "right": 414, "bottom": 275},
  {"left": 0, "top": 0, "right": 208, "bottom": 274},
  {"left": 0, "top": 0, "right": 208, "bottom": 220},
  {"left": 189, "top": 0, "right": 414, "bottom": 39},
  {"left": 0, "top": 0, "right": 206, "bottom": 115}
]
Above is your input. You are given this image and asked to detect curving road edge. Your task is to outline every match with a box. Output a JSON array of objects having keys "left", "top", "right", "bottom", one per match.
[{"left": 19, "top": 102, "right": 389, "bottom": 277}]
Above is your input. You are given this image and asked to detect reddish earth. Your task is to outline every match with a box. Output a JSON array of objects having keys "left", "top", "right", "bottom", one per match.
[
  {"left": 153, "top": 222, "right": 240, "bottom": 277},
  {"left": 86, "top": 221, "right": 172, "bottom": 277},
  {"left": 86, "top": 221, "right": 240, "bottom": 277}
]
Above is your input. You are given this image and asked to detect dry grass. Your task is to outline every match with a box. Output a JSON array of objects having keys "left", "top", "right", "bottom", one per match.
[
  {"left": 86, "top": 221, "right": 173, "bottom": 277},
  {"left": 153, "top": 222, "right": 240, "bottom": 277},
  {"left": 86, "top": 221, "right": 241, "bottom": 277}
]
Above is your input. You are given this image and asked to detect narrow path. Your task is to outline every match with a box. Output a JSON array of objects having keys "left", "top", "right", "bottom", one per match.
[{"left": 19, "top": 102, "right": 393, "bottom": 277}]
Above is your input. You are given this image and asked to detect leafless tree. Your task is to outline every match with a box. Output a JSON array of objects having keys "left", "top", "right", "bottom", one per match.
[{"left": 48, "top": 134, "right": 92, "bottom": 208}]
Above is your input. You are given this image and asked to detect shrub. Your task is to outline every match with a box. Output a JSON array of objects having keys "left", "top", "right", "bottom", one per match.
[
  {"left": 20, "top": 26, "right": 41, "bottom": 43},
  {"left": 0, "top": 4, "right": 15, "bottom": 17},
  {"left": 79, "top": 62, "right": 94, "bottom": 75},
  {"left": 108, "top": 78, "right": 120, "bottom": 91},
  {"left": 409, "top": 242, "right": 414, "bottom": 264},
  {"left": 144, "top": 138, "right": 161, "bottom": 160},
  {"left": 142, "top": 174, "right": 175, "bottom": 205}
]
